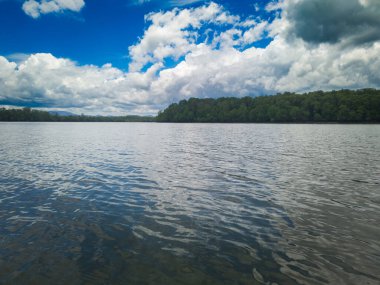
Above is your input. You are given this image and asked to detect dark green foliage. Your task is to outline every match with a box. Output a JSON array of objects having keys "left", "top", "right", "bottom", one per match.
[
  {"left": 157, "top": 89, "right": 380, "bottom": 123},
  {"left": 0, "top": 107, "right": 155, "bottom": 122}
]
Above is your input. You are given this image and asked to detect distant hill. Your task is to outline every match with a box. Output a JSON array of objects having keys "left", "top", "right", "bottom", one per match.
[
  {"left": 48, "top": 111, "right": 78, "bottom": 116},
  {"left": 0, "top": 107, "right": 155, "bottom": 122},
  {"left": 157, "top": 89, "right": 380, "bottom": 123}
]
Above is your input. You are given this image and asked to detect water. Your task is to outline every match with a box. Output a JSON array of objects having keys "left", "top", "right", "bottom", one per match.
[{"left": 0, "top": 123, "right": 379, "bottom": 285}]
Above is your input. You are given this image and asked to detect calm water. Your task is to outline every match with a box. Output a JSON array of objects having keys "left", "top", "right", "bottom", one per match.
[{"left": 0, "top": 123, "right": 379, "bottom": 285}]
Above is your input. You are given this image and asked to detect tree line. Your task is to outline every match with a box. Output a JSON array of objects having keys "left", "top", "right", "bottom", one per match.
[
  {"left": 156, "top": 89, "right": 380, "bottom": 123},
  {"left": 1, "top": 89, "right": 379, "bottom": 123},
  {"left": 0, "top": 108, "right": 154, "bottom": 122}
]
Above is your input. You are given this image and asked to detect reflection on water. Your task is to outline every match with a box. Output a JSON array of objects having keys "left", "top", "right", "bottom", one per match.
[{"left": 0, "top": 122, "right": 379, "bottom": 284}]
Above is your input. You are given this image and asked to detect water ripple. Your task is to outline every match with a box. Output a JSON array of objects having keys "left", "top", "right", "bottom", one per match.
[{"left": 0, "top": 122, "right": 379, "bottom": 284}]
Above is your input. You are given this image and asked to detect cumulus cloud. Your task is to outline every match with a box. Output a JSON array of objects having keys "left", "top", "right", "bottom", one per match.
[
  {"left": 0, "top": 53, "right": 163, "bottom": 114},
  {"left": 128, "top": 2, "right": 239, "bottom": 71},
  {"left": 128, "top": 0, "right": 380, "bottom": 100},
  {"left": 147, "top": 39, "right": 380, "bottom": 101},
  {"left": 22, "top": 0, "right": 85, "bottom": 18},
  {"left": 2, "top": 0, "right": 380, "bottom": 114}
]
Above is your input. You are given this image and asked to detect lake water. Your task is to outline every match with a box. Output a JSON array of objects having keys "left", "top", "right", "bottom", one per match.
[{"left": 0, "top": 123, "right": 379, "bottom": 285}]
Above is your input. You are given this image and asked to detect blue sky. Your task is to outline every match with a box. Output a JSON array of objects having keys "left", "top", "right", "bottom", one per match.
[{"left": 0, "top": 0, "right": 379, "bottom": 115}]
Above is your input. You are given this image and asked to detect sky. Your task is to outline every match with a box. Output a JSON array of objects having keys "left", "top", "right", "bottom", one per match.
[{"left": 0, "top": 0, "right": 379, "bottom": 115}]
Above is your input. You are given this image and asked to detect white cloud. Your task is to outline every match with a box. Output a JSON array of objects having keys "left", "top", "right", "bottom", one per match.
[
  {"left": 128, "top": 2, "right": 239, "bottom": 71},
  {"left": 0, "top": 54, "right": 140, "bottom": 114},
  {"left": 22, "top": 0, "right": 85, "bottom": 18},
  {"left": 265, "top": 0, "right": 284, "bottom": 12},
  {"left": 2, "top": 1, "right": 380, "bottom": 114},
  {"left": 243, "top": 21, "right": 268, "bottom": 44},
  {"left": 145, "top": 39, "right": 380, "bottom": 101}
]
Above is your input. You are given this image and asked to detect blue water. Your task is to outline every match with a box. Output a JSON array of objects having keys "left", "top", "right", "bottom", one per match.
[{"left": 0, "top": 123, "right": 379, "bottom": 284}]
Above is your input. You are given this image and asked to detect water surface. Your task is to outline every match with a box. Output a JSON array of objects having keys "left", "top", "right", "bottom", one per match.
[{"left": 0, "top": 123, "right": 379, "bottom": 284}]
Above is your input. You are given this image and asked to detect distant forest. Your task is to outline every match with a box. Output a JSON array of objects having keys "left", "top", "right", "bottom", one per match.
[
  {"left": 0, "top": 108, "right": 154, "bottom": 122},
  {"left": 1, "top": 89, "right": 379, "bottom": 123},
  {"left": 157, "top": 89, "right": 380, "bottom": 123}
]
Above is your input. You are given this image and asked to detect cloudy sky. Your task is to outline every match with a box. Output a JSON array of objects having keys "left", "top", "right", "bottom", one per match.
[{"left": 0, "top": 0, "right": 379, "bottom": 115}]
